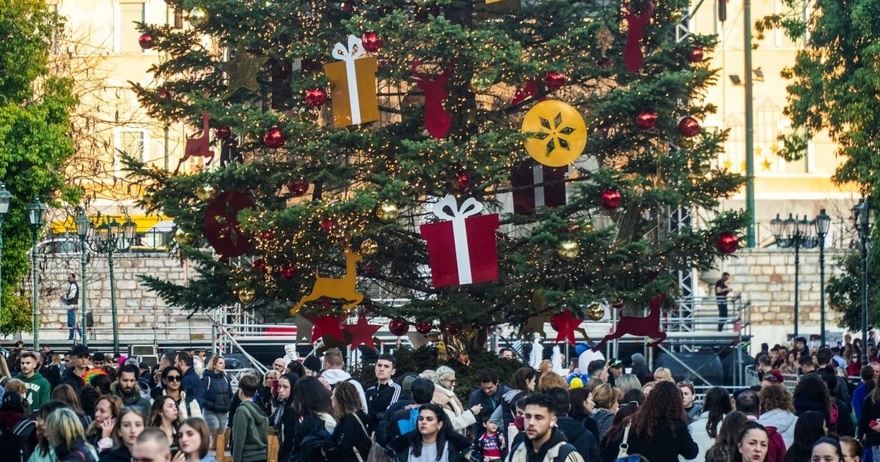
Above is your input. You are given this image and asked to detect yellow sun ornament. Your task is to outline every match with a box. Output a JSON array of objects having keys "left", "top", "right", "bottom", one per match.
[{"left": 522, "top": 100, "right": 587, "bottom": 167}]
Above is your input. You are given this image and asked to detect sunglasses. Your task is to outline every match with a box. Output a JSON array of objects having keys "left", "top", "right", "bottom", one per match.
[{"left": 165, "top": 376, "right": 182, "bottom": 382}]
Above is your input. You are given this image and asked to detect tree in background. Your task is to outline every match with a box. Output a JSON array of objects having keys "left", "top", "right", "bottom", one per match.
[
  {"left": 0, "top": 0, "right": 78, "bottom": 334},
  {"left": 128, "top": 0, "right": 746, "bottom": 352},
  {"left": 757, "top": 0, "right": 880, "bottom": 328}
]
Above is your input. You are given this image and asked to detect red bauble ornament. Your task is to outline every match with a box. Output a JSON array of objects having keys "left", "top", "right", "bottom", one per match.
[
  {"left": 388, "top": 318, "right": 409, "bottom": 336},
  {"left": 138, "top": 33, "right": 154, "bottom": 49},
  {"left": 687, "top": 47, "right": 704, "bottom": 63},
  {"left": 635, "top": 110, "right": 657, "bottom": 130},
  {"left": 716, "top": 232, "right": 739, "bottom": 254},
  {"left": 261, "top": 230, "right": 275, "bottom": 241},
  {"left": 215, "top": 127, "right": 232, "bottom": 140},
  {"left": 287, "top": 178, "right": 309, "bottom": 197},
  {"left": 544, "top": 71, "right": 567, "bottom": 91},
  {"left": 599, "top": 188, "right": 622, "bottom": 210},
  {"left": 678, "top": 117, "right": 701, "bottom": 137},
  {"left": 251, "top": 259, "right": 267, "bottom": 273},
  {"left": 305, "top": 88, "right": 328, "bottom": 107},
  {"left": 455, "top": 172, "right": 471, "bottom": 190},
  {"left": 157, "top": 88, "right": 170, "bottom": 100},
  {"left": 320, "top": 218, "right": 338, "bottom": 232},
  {"left": 365, "top": 264, "right": 379, "bottom": 276},
  {"left": 610, "top": 300, "right": 625, "bottom": 309},
  {"left": 445, "top": 323, "right": 462, "bottom": 336},
  {"left": 279, "top": 264, "right": 297, "bottom": 280},
  {"left": 263, "top": 127, "right": 285, "bottom": 149},
  {"left": 362, "top": 31, "right": 384, "bottom": 52},
  {"left": 415, "top": 321, "right": 433, "bottom": 334}
]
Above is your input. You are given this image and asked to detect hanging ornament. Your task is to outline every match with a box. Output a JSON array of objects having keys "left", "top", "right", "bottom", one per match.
[
  {"left": 186, "top": 7, "right": 207, "bottom": 27},
  {"left": 445, "top": 323, "right": 462, "bottom": 336},
  {"left": 512, "top": 161, "right": 568, "bottom": 215},
  {"left": 376, "top": 201, "right": 399, "bottom": 222},
  {"left": 263, "top": 127, "right": 285, "bottom": 148},
  {"left": 279, "top": 264, "right": 296, "bottom": 280},
  {"left": 305, "top": 88, "right": 328, "bottom": 107},
  {"left": 291, "top": 245, "right": 365, "bottom": 314},
  {"left": 412, "top": 62, "right": 453, "bottom": 139},
  {"left": 305, "top": 314, "right": 347, "bottom": 342},
  {"left": 610, "top": 300, "right": 625, "bottom": 309},
  {"left": 320, "top": 218, "right": 338, "bottom": 232},
  {"left": 287, "top": 178, "right": 309, "bottom": 196},
  {"left": 599, "top": 188, "right": 622, "bottom": 210},
  {"left": 557, "top": 240, "right": 580, "bottom": 261},
  {"left": 361, "top": 31, "right": 384, "bottom": 52},
  {"left": 635, "top": 110, "right": 657, "bottom": 130},
  {"left": 415, "top": 321, "right": 433, "bottom": 334},
  {"left": 138, "top": 33, "right": 154, "bottom": 50},
  {"left": 175, "top": 229, "right": 194, "bottom": 246},
  {"left": 551, "top": 310, "right": 584, "bottom": 344},
  {"left": 687, "top": 47, "right": 704, "bottom": 63},
  {"left": 157, "top": 88, "right": 171, "bottom": 100},
  {"left": 623, "top": 1, "right": 654, "bottom": 72},
  {"left": 678, "top": 117, "right": 701, "bottom": 137},
  {"left": 715, "top": 232, "right": 739, "bottom": 254},
  {"left": 359, "top": 238, "right": 378, "bottom": 257},
  {"left": 324, "top": 35, "right": 380, "bottom": 127},
  {"left": 215, "top": 127, "right": 232, "bottom": 140},
  {"left": 388, "top": 318, "right": 409, "bottom": 337},
  {"left": 522, "top": 100, "right": 588, "bottom": 167},
  {"left": 203, "top": 191, "right": 255, "bottom": 258},
  {"left": 222, "top": 44, "right": 267, "bottom": 96},
  {"left": 585, "top": 302, "right": 605, "bottom": 321},
  {"left": 344, "top": 316, "right": 381, "bottom": 350},
  {"left": 251, "top": 259, "right": 267, "bottom": 273},
  {"left": 455, "top": 172, "right": 471, "bottom": 191},
  {"left": 195, "top": 184, "right": 216, "bottom": 201},
  {"left": 470, "top": 72, "right": 495, "bottom": 93},
  {"left": 543, "top": 71, "right": 567, "bottom": 91},
  {"left": 238, "top": 288, "right": 256, "bottom": 304},
  {"left": 511, "top": 79, "right": 540, "bottom": 106}
]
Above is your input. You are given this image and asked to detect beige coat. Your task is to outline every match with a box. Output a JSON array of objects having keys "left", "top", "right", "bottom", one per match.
[{"left": 432, "top": 386, "right": 476, "bottom": 434}]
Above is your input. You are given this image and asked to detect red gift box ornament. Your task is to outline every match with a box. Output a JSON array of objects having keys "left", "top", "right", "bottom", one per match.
[{"left": 419, "top": 195, "right": 500, "bottom": 288}]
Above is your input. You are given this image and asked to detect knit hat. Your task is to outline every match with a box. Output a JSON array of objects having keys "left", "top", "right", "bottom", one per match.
[
  {"left": 401, "top": 374, "right": 419, "bottom": 392},
  {"left": 631, "top": 353, "right": 646, "bottom": 364},
  {"left": 303, "top": 355, "right": 322, "bottom": 374}
]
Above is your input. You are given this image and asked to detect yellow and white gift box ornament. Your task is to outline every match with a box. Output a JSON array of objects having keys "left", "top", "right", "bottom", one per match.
[{"left": 324, "top": 35, "right": 380, "bottom": 127}]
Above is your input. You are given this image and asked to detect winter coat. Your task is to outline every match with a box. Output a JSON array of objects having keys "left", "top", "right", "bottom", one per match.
[
  {"left": 488, "top": 389, "right": 529, "bottom": 430},
  {"left": 0, "top": 409, "right": 37, "bottom": 453},
  {"left": 859, "top": 395, "right": 880, "bottom": 447},
  {"left": 384, "top": 430, "right": 472, "bottom": 462},
  {"left": 97, "top": 447, "right": 130, "bottom": 462},
  {"left": 625, "top": 421, "right": 698, "bottom": 462},
  {"left": 324, "top": 411, "right": 372, "bottom": 462},
  {"left": 180, "top": 367, "right": 205, "bottom": 408},
  {"left": 433, "top": 387, "right": 477, "bottom": 435},
  {"left": 231, "top": 401, "right": 268, "bottom": 462},
  {"left": 832, "top": 397, "right": 856, "bottom": 437},
  {"left": 759, "top": 409, "right": 798, "bottom": 448},
  {"left": 592, "top": 409, "right": 615, "bottom": 441},
  {"left": 321, "top": 369, "right": 368, "bottom": 411},
  {"left": 556, "top": 415, "right": 601, "bottom": 462},
  {"left": 56, "top": 439, "right": 97, "bottom": 462},
  {"left": 686, "top": 411, "right": 723, "bottom": 462},
  {"left": 202, "top": 370, "right": 233, "bottom": 413},
  {"left": 507, "top": 427, "right": 583, "bottom": 462},
  {"left": 469, "top": 383, "right": 512, "bottom": 427},
  {"left": 109, "top": 382, "right": 150, "bottom": 414},
  {"left": 853, "top": 383, "right": 870, "bottom": 422}
]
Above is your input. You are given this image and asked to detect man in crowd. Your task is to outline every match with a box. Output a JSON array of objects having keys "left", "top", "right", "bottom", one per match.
[
  {"left": 546, "top": 387, "right": 600, "bottom": 462},
  {"left": 797, "top": 354, "right": 815, "bottom": 374},
  {"left": 469, "top": 368, "right": 512, "bottom": 433},
  {"left": 176, "top": 351, "right": 205, "bottom": 408},
  {"left": 587, "top": 360, "right": 608, "bottom": 385},
  {"left": 365, "top": 353, "right": 401, "bottom": 431},
  {"left": 715, "top": 272, "right": 732, "bottom": 331},
  {"left": 112, "top": 364, "right": 151, "bottom": 413},
  {"left": 59, "top": 344, "right": 90, "bottom": 393},
  {"left": 132, "top": 428, "right": 172, "bottom": 462},
  {"left": 630, "top": 353, "right": 652, "bottom": 384},
  {"left": 321, "top": 348, "right": 368, "bottom": 410},
  {"left": 137, "top": 361, "right": 152, "bottom": 392},
  {"left": 15, "top": 351, "right": 51, "bottom": 410},
  {"left": 817, "top": 347, "right": 850, "bottom": 401},
  {"left": 499, "top": 348, "right": 515, "bottom": 360},
  {"left": 231, "top": 374, "right": 268, "bottom": 462},
  {"left": 92, "top": 352, "right": 106, "bottom": 368},
  {"left": 607, "top": 359, "right": 623, "bottom": 387},
  {"left": 507, "top": 393, "right": 583, "bottom": 462},
  {"left": 61, "top": 273, "right": 80, "bottom": 341},
  {"left": 272, "top": 358, "right": 287, "bottom": 375}
]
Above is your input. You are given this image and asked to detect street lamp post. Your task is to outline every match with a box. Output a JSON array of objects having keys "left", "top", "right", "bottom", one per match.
[
  {"left": 815, "top": 209, "right": 832, "bottom": 346},
  {"left": 853, "top": 200, "right": 870, "bottom": 364},
  {"left": 27, "top": 198, "right": 47, "bottom": 350},
  {"left": 94, "top": 217, "right": 135, "bottom": 355},
  {"left": 770, "top": 213, "right": 818, "bottom": 339},
  {"left": 74, "top": 210, "right": 90, "bottom": 347},
  {"left": 0, "top": 184, "right": 12, "bottom": 329}
]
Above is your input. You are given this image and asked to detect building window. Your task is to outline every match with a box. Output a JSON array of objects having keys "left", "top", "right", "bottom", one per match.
[
  {"left": 117, "top": 2, "right": 145, "bottom": 54},
  {"left": 115, "top": 129, "right": 146, "bottom": 176}
]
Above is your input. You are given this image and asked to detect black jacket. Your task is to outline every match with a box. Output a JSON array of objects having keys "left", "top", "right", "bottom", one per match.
[
  {"left": 621, "top": 421, "right": 698, "bottom": 462},
  {"left": 324, "top": 411, "right": 372, "bottom": 462},
  {"left": 59, "top": 369, "right": 85, "bottom": 394},
  {"left": 97, "top": 447, "right": 130, "bottom": 462},
  {"left": 469, "top": 383, "right": 512, "bottom": 427},
  {"left": 556, "top": 415, "right": 601, "bottom": 462},
  {"left": 202, "top": 370, "right": 233, "bottom": 413},
  {"left": 833, "top": 397, "right": 855, "bottom": 437},
  {"left": 385, "top": 430, "right": 471, "bottom": 462},
  {"left": 859, "top": 395, "right": 880, "bottom": 446},
  {"left": 365, "top": 381, "right": 401, "bottom": 431},
  {"left": 57, "top": 439, "right": 97, "bottom": 462}
]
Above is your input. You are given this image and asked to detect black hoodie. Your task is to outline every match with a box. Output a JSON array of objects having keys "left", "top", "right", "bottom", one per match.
[{"left": 556, "top": 415, "right": 601, "bottom": 462}]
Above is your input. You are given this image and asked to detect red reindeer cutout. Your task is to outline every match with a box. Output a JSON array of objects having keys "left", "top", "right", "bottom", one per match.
[
  {"left": 592, "top": 295, "right": 666, "bottom": 351},
  {"left": 411, "top": 62, "right": 453, "bottom": 138},
  {"left": 623, "top": 1, "right": 654, "bottom": 73},
  {"left": 175, "top": 112, "right": 214, "bottom": 174}
]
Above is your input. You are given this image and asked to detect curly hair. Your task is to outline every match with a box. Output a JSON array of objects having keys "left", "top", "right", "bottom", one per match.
[
  {"left": 793, "top": 374, "right": 831, "bottom": 411},
  {"left": 630, "top": 381, "right": 687, "bottom": 440},
  {"left": 706, "top": 411, "right": 749, "bottom": 462},
  {"left": 332, "top": 381, "right": 363, "bottom": 421},
  {"left": 759, "top": 383, "right": 794, "bottom": 413}
]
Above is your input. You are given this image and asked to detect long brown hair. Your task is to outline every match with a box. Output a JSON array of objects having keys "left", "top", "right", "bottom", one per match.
[
  {"left": 706, "top": 411, "right": 749, "bottom": 462},
  {"left": 85, "top": 395, "right": 123, "bottom": 437},
  {"left": 332, "top": 381, "right": 363, "bottom": 421},
  {"left": 630, "top": 381, "right": 687, "bottom": 440}
]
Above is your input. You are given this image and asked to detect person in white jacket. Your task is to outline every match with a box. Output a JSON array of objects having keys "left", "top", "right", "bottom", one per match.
[
  {"left": 757, "top": 383, "right": 798, "bottom": 448},
  {"left": 432, "top": 366, "right": 482, "bottom": 434},
  {"left": 687, "top": 387, "right": 732, "bottom": 462}
]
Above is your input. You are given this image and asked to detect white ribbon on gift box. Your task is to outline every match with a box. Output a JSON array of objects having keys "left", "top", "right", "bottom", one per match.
[
  {"left": 532, "top": 164, "right": 545, "bottom": 208},
  {"left": 332, "top": 35, "right": 365, "bottom": 125},
  {"left": 432, "top": 194, "right": 484, "bottom": 284}
]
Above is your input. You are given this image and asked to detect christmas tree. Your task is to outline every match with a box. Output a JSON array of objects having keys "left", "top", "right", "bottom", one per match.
[{"left": 128, "top": 0, "right": 747, "bottom": 352}]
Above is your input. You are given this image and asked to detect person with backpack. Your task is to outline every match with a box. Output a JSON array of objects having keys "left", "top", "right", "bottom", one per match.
[
  {"left": 202, "top": 355, "right": 233, "bottom": 440},
  {"left": 45, "top": 408, "right": 98, "bottom": 462},
  {"left": 386, "top": 378, "right": 435, "bottom": 442},
  {"left": 489, "top": 367, "right": 535, "bottom": 430},
  {"left": 0, "top": 391, "right": 36, "bottom": 462},
  {"left": 384, "top": 403, "right": 472, "bottom": 462},
  {"left": 507, "top": 393, "right": 583, "bottom": 462}
]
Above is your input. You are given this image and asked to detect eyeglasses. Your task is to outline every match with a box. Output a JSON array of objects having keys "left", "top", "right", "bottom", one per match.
[{"left": 165, "top": 376, "right": 182, "bottom": 382}]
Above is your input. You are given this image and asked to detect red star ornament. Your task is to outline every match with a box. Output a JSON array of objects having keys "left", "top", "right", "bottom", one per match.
[
  {"left": 551, "top": 310, "right": 583, "bottom": 345},
  {"left": 305, "top": 314, "right": 346, "bottom": 343},
  {"left": 344, "top": 316, "right": 381, "bottom": 350}
]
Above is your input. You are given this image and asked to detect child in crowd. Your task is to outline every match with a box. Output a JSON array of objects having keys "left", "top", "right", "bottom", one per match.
[{"left": 472, "top": 415, "right": 507, "bottom": 462}]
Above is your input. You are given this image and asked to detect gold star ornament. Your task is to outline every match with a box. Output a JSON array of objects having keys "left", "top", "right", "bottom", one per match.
[{"left": 222, "top": 44, "right": 267, "bottom": 96}]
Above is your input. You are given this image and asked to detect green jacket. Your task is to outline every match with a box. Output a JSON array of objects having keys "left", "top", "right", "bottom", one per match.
[
  {"left": 231, "top": 400, "right": 268, "bottom": 462},
  {"left": 15, "top": 371, "right": 51, "bottom": 411}
]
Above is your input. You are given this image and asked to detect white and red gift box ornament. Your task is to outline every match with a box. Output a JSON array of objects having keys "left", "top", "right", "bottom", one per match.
[
  {"left": 324, "top": 35, "right": 379, "bottom": 127},
  {"left": 420, "top": 195, "right": 500, "bottom": 288},
  {"left": 512, "top": 161, "right": 567, "bottom": 215}
]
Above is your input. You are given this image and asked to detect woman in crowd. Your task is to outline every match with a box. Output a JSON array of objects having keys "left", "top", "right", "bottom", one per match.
[
  {"left": 652, "top": 368, "right": 673, "bottom": 382},
  {"left": 385, "top": 403, "right": 471, "bottom": 462},
  {"left": 614, "top": 374, "right": 641, "bottom": 397},
  {"left": 271, "top": 373, "right": 295, "bottom": 462},
  {"left": 154, "top": 366, "right": 201, "bottom": 421},
  {"left": 85, "top": 395, "right": 122, "bottom": 453},
  {"left": 46, "top": 408, "right": 98, "bottom": 462},
  {"left": 598, "top": 402, "right": 640, "bottom": 462},
  {"left": 538, "top": 372, "right": 568, "bottom": 392},
  {"left": 201, "top": 355, "right": 233, "bottom": 441},
  {"left": 620, "top": 389, "right": 645, "bottom": 406},
  {"left": 817, "top": 366, "right": 855, "bottom": 436},
  {"left": 858, "top": 369, "right": 880, "bottom": 453},
  {"left": 784, "top": 411, "right": 827, "bottom": 462},
  {"left": 758, "top": 384, "right": 798, "bottom": 447},
  {"left": 79, "top": 386, "right": 101, "bottom": 420},
  {"left": 569, "top": 387, "right": 600, "bottom": 442},
  {"left": 733, "top": 422, "right": 770, "bottom": 462},
  {"left": 623, "top": 381, "right": 698, "bottom": 462},
  {"left": 150, "top": 395, "right": 180, "bottom": 455},
  {"left": 291, "top": 376, "right": 336, "bottom": 459},
  {"left": 839, "top": 436, "right": 862, "bottom": 462},
  {"left": 642, "top": 381, "right": 658, "bottom": 397},
  {"left": 323, "top": 381, "right": 371, "bottom": 462},
  {"left": 51, "top": 384, "right": 90, "bottom": 429},
  {"left": 29, "top": 401, "right": 71, "bottom": 462},
  {"left": 810, "top": 437, "right": 844, "bottom": 462},
  {"left": 98, "top": 407, "right": 146, "bottom": 462},
  {"left": 177, "top": 417, "right": 216, "bottom": 462},
  {"left": 848, "top": 353, "right": 863, "bottom": 378},
  {"left": 591, "top": 384, "right": 619, "bottom": 441},
  {"left": 706, "top": 411, "right": 750, "bottom": 462},
  {"left": 793, "top": 374, "right": 832, "bottom": 423},
  {"left": 779, "top": 353, "right": 798, "bottom": 376},
  {"left": 491, "top": 367, "right": 535, "bottom": 428},
  {"left": 0, "top": 390, "right": 37, "bottom": 453},
  {"left": 691, "top": 387, "right": 733, "bottom": 462},
  {"left": 432, "top": 365, "right": 477, "bottom": 434},
  {"left": 5, "top": 379, "right": 30, "bottom": 415},
  {"left": 678, "top": 381, "right": 702, "bottom": 422}
]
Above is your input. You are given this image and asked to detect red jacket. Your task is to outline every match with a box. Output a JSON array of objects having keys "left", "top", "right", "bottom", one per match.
[{"left": 765, "top": 425, "right": 787, "bottom": 462}]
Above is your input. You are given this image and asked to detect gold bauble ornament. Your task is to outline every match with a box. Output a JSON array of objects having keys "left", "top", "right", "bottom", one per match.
[
  {"left": 175, "top": 229, "right": 194, "bottom": 246},
  {"left": 586, "top": 302, "right": 605, "bottom": 321},
  {"left": 376, "top": 201, "right": 399, "bottom": 223},
  {"left": 238, "top": 288, "right": 256, "bottom": 304},
  {"left": 187, "top": 7, "right": 207, "bottom": 27},
  {"left": 557, "top": 240, "right": 580, "bottom": 261},
  {"left": 360, "top": 238, "right": 379, "bottom": 257},
  {"left": 196, "top": 184, "right": 216, "bottom": 201}
]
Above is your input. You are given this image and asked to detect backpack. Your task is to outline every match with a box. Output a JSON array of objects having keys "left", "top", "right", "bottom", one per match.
[
  {"left": 0, "top": 418, "right": 35, "bottom": 462},
  {"left": 513, "top": 439, "right": 577, "bottom": 462},
  {"left": 396, "top": 407, "right": 420, "bottom": 435}
]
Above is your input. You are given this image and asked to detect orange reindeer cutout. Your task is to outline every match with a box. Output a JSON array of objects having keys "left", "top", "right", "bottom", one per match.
[
  {"left": 175, "top": 112, "right": 215, "bottom": 174},
  {"left": 591, "top": 295, "right": 667, "bottom": 351},
  {"left": 290, "top": 246, "right": 364, "bottom": 315}
]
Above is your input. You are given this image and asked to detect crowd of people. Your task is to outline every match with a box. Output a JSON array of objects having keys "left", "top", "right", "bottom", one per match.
[{"left": 0, "top": 338, "right": 874, "bottom": 462}]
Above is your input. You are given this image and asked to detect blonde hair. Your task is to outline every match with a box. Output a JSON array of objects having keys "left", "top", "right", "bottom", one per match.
[
  {"left": 207, "top": 355, "right": 224, "bottom": 371},
  {"left": 615, "top": 374, "right": 641, "bottom": 396},
  {"left": 653, "top": 368, "right": 673, "bottom": 382},
  {"left": 538, "top": 360, "right": 553, "bottom": 374},
  {"left": 85, "top": 395, "right": 123, "bottom": 437},
  {"left": 642, "top": 381, "right": 658, "bottom": 395},
  {"left": 46, "top": 408, "right": 88, "bottom": 449},
  {"left": 538, "top": 372, "right": 568, "bottom": 392},
  {"left": 593, "top": 383, "right": 621, "bottom": 409}
]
